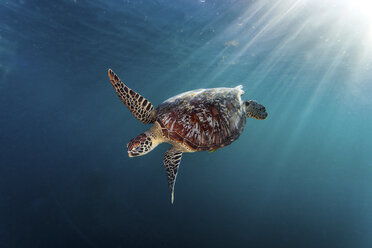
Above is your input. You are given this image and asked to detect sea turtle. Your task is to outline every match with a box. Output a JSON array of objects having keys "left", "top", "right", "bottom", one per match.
[{"left": 107, "top": 69, "right": 268, "bottom": 203}]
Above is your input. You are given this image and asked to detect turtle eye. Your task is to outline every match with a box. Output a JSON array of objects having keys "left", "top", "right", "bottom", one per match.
[{"left": 245, "top": 101, "right": 250, "bottom": 106}]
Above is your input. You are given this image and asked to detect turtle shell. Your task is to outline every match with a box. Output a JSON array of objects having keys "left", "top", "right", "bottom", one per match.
[{"left": 155, "top": 86, "right": 246, "bottom": 151}]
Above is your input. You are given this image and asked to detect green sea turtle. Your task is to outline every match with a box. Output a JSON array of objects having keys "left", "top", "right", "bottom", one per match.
[{"left": 108, "top": 69, "right": 268, "bottom": 203}]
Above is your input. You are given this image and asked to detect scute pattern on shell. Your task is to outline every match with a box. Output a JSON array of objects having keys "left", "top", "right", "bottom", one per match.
[{"left": 156, "top": 86, "right": 246, "bottom": 151}]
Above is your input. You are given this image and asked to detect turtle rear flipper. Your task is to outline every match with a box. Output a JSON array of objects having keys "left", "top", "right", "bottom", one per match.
[
  {"left": 108, "top": 69, "right": 156, "bottom": 124},
  {"left": 163, "top": 147, "right": 183, "bottom": 204}
]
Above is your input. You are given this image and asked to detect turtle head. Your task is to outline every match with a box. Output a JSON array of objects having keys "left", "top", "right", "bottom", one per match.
[
  {"left": 244, "top": 100, "right": 268, "bottom": 120},
  {"left": 127, "top": 132, "right": 154, "bottom": 157}
]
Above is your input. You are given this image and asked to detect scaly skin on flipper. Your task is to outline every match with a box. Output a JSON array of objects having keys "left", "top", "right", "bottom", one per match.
[
  {"left": 163, "top": 147, "right": 183, "bottom": 204},
  {"left": 108, "top": 69, "right": 156, "bottom": 124}
]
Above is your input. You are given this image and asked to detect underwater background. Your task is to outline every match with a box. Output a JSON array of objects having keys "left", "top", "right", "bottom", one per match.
[{"left": 1, "top": 0, "right": 372, "bottom": 247}]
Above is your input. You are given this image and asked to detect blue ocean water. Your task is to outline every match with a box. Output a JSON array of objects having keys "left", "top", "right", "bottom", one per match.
[{"left": 1, "top": 0, "right": 372, "bottom": 247}]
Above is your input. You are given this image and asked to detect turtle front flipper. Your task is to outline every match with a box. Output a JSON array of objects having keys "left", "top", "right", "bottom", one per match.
[
  {"left": 108, "top": 69, "right": 156, "bottom": 124},
  {"left": 163, "top": 147, "right": 183, "bottom": 204}
]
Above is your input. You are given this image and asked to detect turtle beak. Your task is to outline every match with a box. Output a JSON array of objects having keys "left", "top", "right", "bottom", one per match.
[
  {"left": 127, "top": 149, "right": 140, "bottom": 157},
  {"left": 127, "top": 141, "right": 139, "bottom": 157}
]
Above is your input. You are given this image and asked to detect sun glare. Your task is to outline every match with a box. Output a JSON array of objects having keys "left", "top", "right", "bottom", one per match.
[
  {"left": 349, "top": 0, "right": 372, "bottom": 15},
  {"left": 347, "top": 0, "right": 372, "bottom": 35}
]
